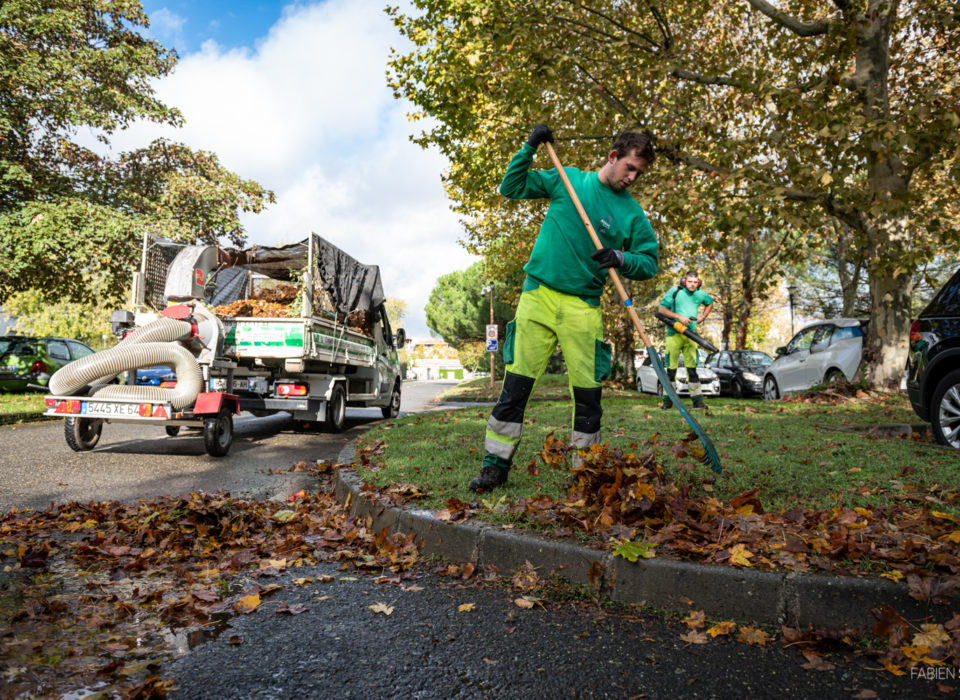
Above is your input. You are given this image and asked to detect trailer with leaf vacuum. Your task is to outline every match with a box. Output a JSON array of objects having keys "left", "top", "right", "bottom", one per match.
[{"left": 44, "top": 233, "right": 405, "bottom": 456}]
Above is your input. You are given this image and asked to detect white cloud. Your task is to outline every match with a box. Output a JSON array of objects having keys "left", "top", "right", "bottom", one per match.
[
  {"left": 98, "top": 0, "right": 478, "bottom": 336},
  {"left": 150, "top": 8, "right": 187, "bottom": 47}
]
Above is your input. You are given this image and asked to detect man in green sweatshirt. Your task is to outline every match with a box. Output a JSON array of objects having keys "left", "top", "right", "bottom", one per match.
[
  {"left": 657, "top": 271, "right": 714, "bottom": 410},
  {"left": 470, "top": 125, "right": 659, "bottom": 493}
]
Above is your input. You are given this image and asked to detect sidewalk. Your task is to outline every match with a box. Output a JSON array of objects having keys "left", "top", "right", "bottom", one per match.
[{"left": 333, "top": 393, "right": 960, "bottom": 632}]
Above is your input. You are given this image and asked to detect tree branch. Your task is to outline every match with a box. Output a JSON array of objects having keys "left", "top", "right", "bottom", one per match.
[{"left": 745, "top": 0, "right": 832, "bottom": 36}]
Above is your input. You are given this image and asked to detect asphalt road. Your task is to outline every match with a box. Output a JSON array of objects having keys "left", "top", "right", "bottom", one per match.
[
  {"left": 0, "top": 379, "right": 460, "bottom": 513},
  {"left": 166, "top": 564, "right": 929, "bottom": 699}
]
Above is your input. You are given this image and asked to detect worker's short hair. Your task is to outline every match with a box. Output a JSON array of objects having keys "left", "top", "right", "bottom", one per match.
[
  {"left": 685, "top": 270, "right": 699, "bottom": 279},
  {"left": 612, "top": 132, "right": 656, "bottom": 164}
]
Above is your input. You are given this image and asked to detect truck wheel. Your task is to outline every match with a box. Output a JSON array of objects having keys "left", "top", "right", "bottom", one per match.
[
  {"left": 931, "top": 369, "right": 960, "bottom": 449},
  {"left": 65, "top": 417, "right": 103, "bottom": 451},
  {"left": 165, "top": 425, "right": 181, "bottom": 437},
  {"left": 325, "top": 384, "right": 346, "bottom": 433},
  {"left": 381, "top": 382, "right": 401, "bottom": 419},
  {"left": 203, "top": 412, "right": 233, "bottom": 457}
]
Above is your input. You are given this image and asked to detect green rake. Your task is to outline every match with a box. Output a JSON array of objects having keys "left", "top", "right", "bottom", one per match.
[{"left": 543, "top": 141, "right": 722, "bottom": 474}]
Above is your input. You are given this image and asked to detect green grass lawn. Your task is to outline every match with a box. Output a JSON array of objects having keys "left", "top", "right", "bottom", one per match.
[
  {"left": 0, "top": 392, "right": 46, "bottom": 417},
  {"left": 357, "top": 390, "right": 959, "bottom": 516}
]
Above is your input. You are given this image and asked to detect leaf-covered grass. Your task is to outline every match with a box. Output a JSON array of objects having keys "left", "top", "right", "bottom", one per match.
[
  {"left": 438, "top": 372, "right": 637, "bottom": 402},
  {"left": 0, "top": 392, "right": 46, "bottom": 416},
  {"left": 357, "top": 392, "right": 959, "bottom": 515}
]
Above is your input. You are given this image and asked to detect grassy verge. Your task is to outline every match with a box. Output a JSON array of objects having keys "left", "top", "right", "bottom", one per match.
[
  {"left": 0, "top": 392, "right": 47, "bottom": 423},
  {"left": 357, "top": 391, "right": 958, "bottom": 515},
  {"left": 438, "top": 373, "right": 637, "bottom": 402}
]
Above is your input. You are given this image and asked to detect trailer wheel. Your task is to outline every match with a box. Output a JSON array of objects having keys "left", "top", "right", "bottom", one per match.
[
  {"left": 381, "top": 382, "right": 401, "bottom": 419},
  {"left": 65, "top": 417, "right": 103, "bottom": 452},
  {"left": 325, "top": 384, "right": 346, "bottom": 433},
  {"left": 203, "top": 412, "right": 233, "bottom": 457},
  {"left": 165, "top": 425, "right": 181, "bottom": 437}
]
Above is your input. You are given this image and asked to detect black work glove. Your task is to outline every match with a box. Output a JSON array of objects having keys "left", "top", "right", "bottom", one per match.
[
  {"left": 591, "top": 247, "right": 624, "bottom": 270},
  {"left": 527, "top": 124, "right": 554, "bottom": 148}
]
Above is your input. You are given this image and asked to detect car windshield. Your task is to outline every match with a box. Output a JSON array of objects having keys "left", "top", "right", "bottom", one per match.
[
  {"left": 0, "top": 337, "right": 37, "bottom": 356},
  {"left": 732, "top": 352, "right": 772, "bottom": 368}
]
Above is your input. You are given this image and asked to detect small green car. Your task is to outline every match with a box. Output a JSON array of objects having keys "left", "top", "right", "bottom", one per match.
[{"left": 0, "top": 336, "right": 96, "bottom": 392}]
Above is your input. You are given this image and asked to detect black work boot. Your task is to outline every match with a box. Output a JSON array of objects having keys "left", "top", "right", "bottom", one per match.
[
  {"left": 660, "top": 395, "right": 673, "bottom": 410},
  {"left": 691, "top": 395, "right": 706, "bottom": 410},
  {"left": 469, "top": 453, "right": 510, "bottom": 493}
]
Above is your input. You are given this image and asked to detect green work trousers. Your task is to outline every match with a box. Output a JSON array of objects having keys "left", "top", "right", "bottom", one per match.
[{"left": 483, "top": 285, "right": 611, "bottom": 467}]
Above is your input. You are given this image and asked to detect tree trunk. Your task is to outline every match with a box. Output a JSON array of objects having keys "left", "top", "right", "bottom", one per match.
[
  {"left": 607, "top": 279, "right": 636, "bottom": 383},
  {"left": 863, "top": 216, "right": 913, "bottom": 391},
  {"left": 721, "top": 306, "right": 733, "bottom": 351},
  {"left": 734, "top": 289, "right": 755, "bottom": 350}
]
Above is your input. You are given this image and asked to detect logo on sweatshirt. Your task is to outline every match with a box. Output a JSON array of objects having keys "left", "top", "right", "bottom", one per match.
[{"left": 599, "top": 216, "right": 613, "bottom": 234}]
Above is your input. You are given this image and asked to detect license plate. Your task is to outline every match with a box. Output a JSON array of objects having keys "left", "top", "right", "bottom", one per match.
[
  {"left": 0, "top": 366, "right": 18, "bottom": 373},
  {"left": 82, "top": 401, "right": 142, "bottom": 417}
]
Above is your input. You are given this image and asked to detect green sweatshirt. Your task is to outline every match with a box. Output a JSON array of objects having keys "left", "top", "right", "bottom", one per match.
[
  {"left": 500, "top": 143, "right": 659, "bottom": 303},
  {"left": 659, "top": 286, "right": 714, "bottom": 335}
]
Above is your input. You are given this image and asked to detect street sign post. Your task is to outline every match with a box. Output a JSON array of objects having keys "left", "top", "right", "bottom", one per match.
[{"left": 486, "top": 323, "right": 498, "bottom": 388}]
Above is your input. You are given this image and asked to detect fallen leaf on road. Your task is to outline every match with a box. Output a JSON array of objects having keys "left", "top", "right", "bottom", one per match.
[
  {"left": 483, "top": 657, "right": 499, "bottom": 664},
  {"left": 912, "top": 624, "right": 950, "bottom": 649},
  {"left": 401, "top": 584, "right": 424, "bottom": 592},
  {"left": 369, "top": 602, "right": 395, "bottom": 616},
  {"left": 292, "top": 578, "right": 313, "bottom": 586},
  {"left": 800, "top": 650, "right": 835, "bottom": 671},
  {"left": 314, "top": 595, "right": 330, "bottom": 602},
  {"left": 234, "top": 594, "right": 261, "bottom": 614},
  {"left": 458, "top": 603, "right": 476, "bottom": 612},
  {"left": 683, "top": 610, "right": 705, "bottom": 629},
  {"left": 707, "top": 621, "right": 736, "bottom": 637},
  {"left": 275, "top": 602, "right": 308, "bottom": 615},
  {"left": 271, "top": 510, "right": 297, "bottom": 523},
  {"left": 514, "top": 598, "right": 535, "bottom": 609},
  {"left": 738, "top": 626, "right": 771, "bottom": 646},
  {"left": 851, "top": 690, "right": 877, "bottom": 699},
  {"left": 315, "top": 575, "right": 334, "bottom": 583},
  {"left": 680, "top": 630, "right": 709, "bottom": 645}
]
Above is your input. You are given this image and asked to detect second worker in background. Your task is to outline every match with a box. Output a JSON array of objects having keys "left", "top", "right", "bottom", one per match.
[
  {"left": 657, "top": 270, "right": 714, "bottom": 410},
  {"left": 470, "top": 125, "right": 659, "bottom": 493}
]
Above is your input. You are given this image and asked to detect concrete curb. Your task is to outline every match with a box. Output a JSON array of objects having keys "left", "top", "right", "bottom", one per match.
[{"left": 334, "top": 446, "right": 959, "bottom": 632}]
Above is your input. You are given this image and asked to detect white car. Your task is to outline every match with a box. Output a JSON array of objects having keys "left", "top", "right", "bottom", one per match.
[
  {"left": 636, "top": 351, "right": 721, "bottom": 397},
  {"left": 762, "top": 318, "right": 868, "bottom": 400}
]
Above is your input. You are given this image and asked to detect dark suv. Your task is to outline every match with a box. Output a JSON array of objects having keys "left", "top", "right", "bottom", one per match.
[{"left": 906, "top": 266, "right": 960, "bottom": 447}]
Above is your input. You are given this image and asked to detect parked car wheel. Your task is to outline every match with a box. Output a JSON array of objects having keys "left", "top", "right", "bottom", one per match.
[
  {"left": 65, "top": 417, "right": 103, "bottom": 451},
  {"left": 381, "top": 381, "right": 401, "bottom": 419},
  {"left": 763, "top": 375, "right": 780, "bottom": 401},
  {"left": 165, "top": 425, "right": 181, "bottom": 437},
  {"left": 203, "top": 412, "right": 233, "bottom": 457},
  {"left": 325, "top": 384, "right": 346, "bottom": 432},
  {"left": 731, "top": 378, "right": 744, "bottom": 399},
  {"left": 930, "top": 369, "right": 960, "bottom": 448},
  {"left": 824, "top": 368, "right": 845, "bottom": 384}
]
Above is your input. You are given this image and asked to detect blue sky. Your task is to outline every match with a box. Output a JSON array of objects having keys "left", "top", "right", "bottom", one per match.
[
  {"left": 104, "top": 1, "right": 477, "bottom": 337},
  {"left": 141, "top": 1, "right": 286, "bottom": 54}
]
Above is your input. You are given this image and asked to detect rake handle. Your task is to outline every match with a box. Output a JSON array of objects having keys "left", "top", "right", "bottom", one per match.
[{"left": 543, "top": 142, "right": 652, "bottom": 349}]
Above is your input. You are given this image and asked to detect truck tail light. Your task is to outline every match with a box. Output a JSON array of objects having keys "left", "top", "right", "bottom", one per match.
[
  {"left": 31, "top": 361, "right": 47, "bottom": 374},
  {"left": 276, "top": 383, "right": 308, "bottom": 397}
]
